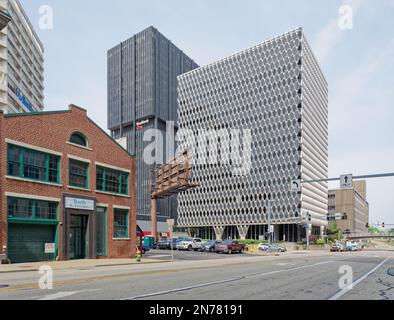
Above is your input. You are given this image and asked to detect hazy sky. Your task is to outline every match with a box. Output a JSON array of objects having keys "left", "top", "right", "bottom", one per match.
[{"left": 20, "top": 0, "right": 394, "bottom": 227}]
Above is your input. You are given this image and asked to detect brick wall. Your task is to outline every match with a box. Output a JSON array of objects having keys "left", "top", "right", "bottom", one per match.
[{"left": 0, "top": 105, "right": 137, "bottom": 260}]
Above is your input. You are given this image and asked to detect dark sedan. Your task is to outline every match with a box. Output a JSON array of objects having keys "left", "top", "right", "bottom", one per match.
[
  {"left": 215, "top": 240, "right": 245, "bottom": 254},
  {"left": 157, "top": 238, "right": 178, "bottom": 250}
]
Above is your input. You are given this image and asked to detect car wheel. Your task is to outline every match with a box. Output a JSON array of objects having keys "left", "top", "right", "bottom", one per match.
[
  {"left": 188, "top": 245, "right": 193, "bottom": 251},
  {"left": 142, "top": 249, "right": 146, "bottom": 254},
  {"left": 228, "top": 249, "right": 232, "bottom": 255},
  {"left": 210, "top": 248, "right": 214, "bottom": 253}
]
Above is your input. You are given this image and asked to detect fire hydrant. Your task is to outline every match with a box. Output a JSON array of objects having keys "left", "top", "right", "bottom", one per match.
[{"left": 136, "top": 248, "right": 141, "bottom": 262}]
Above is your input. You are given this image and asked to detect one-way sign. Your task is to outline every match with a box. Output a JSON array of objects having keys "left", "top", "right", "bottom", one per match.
[
  {"left": 290, "top": 180, "right": 301, "bottom": 193},
  {"left": 340, "top": 174, "right": 353, "bottom": 188}
]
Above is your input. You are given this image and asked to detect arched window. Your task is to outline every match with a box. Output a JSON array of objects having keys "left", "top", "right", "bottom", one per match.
[{"left": 70, "top": 132, "right": 88, "bottom": 147}]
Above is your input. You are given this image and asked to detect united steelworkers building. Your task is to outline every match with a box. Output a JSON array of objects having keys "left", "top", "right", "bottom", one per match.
[{"left": 177, "top": 28, "right": 328, "bottom": 242}]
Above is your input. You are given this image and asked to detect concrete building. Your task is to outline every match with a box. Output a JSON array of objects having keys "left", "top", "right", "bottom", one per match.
[
  {"left": 0, "top": 0, "right": 44, "bottom": 114},
  {"left": 328, "top": 180, "right": 369, "bottom": 234},
  {"left": 177, "top": 28, "right": 328, "bottom": 241},
  {"left": 0, "top": 105, "right": 137, "bottom": 263},
  {"left": 0, "top": 7, "right": 10, "bottom": 31},
  {"left": 107, "top": 26, "right": 198, "bottom": 236}
]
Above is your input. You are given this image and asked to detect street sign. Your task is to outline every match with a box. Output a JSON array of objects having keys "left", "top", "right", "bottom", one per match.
[
  {"left": 166, "top": 219, "right": 175, "bottom": 228},
  {"left": 340, "top": 174, "right": 353, "bottom": 188},
  {"left": 335, "top": 212, "right": 344, "bottom": 220},
  {"left": 290, "top": 180, "right": 301, "bottom": 193},
  {"left": 269, "top": 225, "right": 274, "bottom": 233},
  {"left": 45, "top": 243, "right": 56, "bottom": 254}
]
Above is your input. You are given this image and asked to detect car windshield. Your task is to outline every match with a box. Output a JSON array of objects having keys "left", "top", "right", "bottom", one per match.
[{"left": 223, "top": 240, "right": 233, "bottom": 244}]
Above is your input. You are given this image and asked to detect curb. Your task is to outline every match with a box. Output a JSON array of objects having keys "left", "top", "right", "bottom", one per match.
[{"left": 0, "top": 259, "right": 170, "bottom": 274}]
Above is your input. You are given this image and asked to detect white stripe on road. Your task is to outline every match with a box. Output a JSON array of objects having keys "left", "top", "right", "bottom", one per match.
[
  {"left": 328, "top": 258, "right": 389, "bottom": 301},
  {"left": 123, "top": 260, "right": 334, "bottom": 300},
  {"left": 38, "top": 289, "right": 101, "bottom": 300}
]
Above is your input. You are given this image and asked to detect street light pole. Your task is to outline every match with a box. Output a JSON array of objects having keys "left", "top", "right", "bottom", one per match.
[{"left": 268, "top": 200, "right": 272, "bottom": 245}]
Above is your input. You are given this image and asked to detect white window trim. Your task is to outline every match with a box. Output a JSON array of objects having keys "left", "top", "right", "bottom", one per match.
[
  {"left": 67, "top": 185, "right": 91, "bottom": 192},
  {"left": 67, "top": 155, "right": 91, "bottom": 163},
  {"left": 113, "top": 205, "right": 130, "bottom": 210},
  {"left": 95, "top": 161, "right": 131, "bottom": 174},
  {"left": 5, "top": 192, "right": 60, "bottom": 202},
  {"left": 6, "top": 175, "right": 63, "bottom": 188},
  {"left": 96, "top": 203, "right": 109, "bottom": 208},
  {"left": 66, "top": 141, "right": 93, "bottom": 151},
  {"left": 95, "top": 190, "right": 130, "bottom": 198},
  {"left": 5, "top": 138, "right": 63, "bottom": 156}
]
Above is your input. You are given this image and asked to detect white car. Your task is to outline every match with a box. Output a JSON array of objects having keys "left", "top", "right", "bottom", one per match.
[
  {"left": 176, "top": 238, "right": 203, "bottom": 251},
  {"left": 258, "top": 243, "right": 270, "bottom": 251},
  {"left": 346, "top": 242, "right": 360, "bottom": 251}
]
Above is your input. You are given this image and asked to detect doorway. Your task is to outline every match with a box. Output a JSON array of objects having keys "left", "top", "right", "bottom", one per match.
[{"left": 69, "top": 215, "right": 88, "bottom": 260}]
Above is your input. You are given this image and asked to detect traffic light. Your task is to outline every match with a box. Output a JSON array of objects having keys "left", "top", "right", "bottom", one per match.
[
  {"left": 307, "top": 213, "right": 312, "bottom": 221},
  {"left": 382, "top": 222, "right": 385, "bottom": 228}
]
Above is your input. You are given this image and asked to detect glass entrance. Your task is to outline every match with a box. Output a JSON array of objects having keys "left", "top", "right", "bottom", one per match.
[{"left": 69, "top": 215, "right": 88, "bottom": 259}]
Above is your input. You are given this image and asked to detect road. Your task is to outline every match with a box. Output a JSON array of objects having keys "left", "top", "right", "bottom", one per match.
[{"left": 0, "top": 248, "right": 393, "bottom": 300}]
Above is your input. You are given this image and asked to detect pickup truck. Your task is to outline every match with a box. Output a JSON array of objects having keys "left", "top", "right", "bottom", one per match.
[
  {"left": 176, "top": 238, "right": 203, "bottom": 251},
  {"left": 215, "top": 240, "right": 245, "bottom": 254}
]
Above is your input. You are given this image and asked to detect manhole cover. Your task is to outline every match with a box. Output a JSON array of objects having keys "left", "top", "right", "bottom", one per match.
[{"left": 0, "top": 285, "right": 9, "bottom": 289}]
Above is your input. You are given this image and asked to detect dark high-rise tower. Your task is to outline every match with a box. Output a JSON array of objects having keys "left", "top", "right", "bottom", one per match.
[{"left": 107, "top": 26, "right": 198, "bottom": 235}]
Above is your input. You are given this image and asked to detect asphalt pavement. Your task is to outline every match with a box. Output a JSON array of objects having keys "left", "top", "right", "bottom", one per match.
[{"left": 0, "top": 247, "right": 393, "bottom": 300}]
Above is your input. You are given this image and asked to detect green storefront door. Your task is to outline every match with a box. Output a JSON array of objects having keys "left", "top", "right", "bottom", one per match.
[{"left": 7, "top": 223, "right": 56, "bottom": 263}]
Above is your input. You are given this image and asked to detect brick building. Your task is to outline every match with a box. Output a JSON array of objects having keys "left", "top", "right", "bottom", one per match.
[{"left": 0, "top": 105, "right": 137, "bottom": 263}]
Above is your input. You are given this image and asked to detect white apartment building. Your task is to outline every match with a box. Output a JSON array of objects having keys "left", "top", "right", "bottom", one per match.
[{"left": 0, "top": 0, "right": 44, "bottom": 114}]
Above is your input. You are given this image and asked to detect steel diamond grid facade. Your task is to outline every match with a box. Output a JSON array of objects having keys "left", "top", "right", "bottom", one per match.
[{"left": 177, "top": 28, "right": 328, "bottom": 240}]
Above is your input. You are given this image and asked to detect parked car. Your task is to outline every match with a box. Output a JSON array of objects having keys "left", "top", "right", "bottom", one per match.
[
  {"left": 141, "top": 243, "right": 150, "bottom": 254},
  {"left": 157, "top": 239, "right": 178, "bottom": 250},
  {"left": 265, "top": 244, "right": 286, "bottom": 253},
  {"left": 346, "top": 241, "right": 361, "bottom": 251},
  {"left": 156, "top": 239, "right": 168, "bottom": 250},
  {"left": 177, "top": 238, "right": 203, "bottom": 251},
  {"left": 200, "top": 240, "right": 222, "bottom": 252},
  {"left": 330, "top": 243, "right": 344, "bottom": 252},
  {"left": 215, "top": 240, "right": 245, "bottom": 254},
  {"left": 258, "top": 243, "right": 270, "bottom": 251}
]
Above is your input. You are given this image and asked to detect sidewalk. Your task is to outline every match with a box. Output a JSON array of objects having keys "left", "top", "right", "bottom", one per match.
[{"left": 0, "top": 257, "right": 168, "bottom": 274}]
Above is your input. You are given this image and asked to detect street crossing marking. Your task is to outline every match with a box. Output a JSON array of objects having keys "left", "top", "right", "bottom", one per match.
[
  {"left": 328, "top": 258, "right": 389, "bottom": 300},
  {"left": 37, "top": 289, "right": 101, "bottom": 300},
  {"left": 123, "top": 260, "right": 334, "bottom": 300}
]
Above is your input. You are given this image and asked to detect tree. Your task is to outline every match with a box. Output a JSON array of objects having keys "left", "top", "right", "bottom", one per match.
[
  {"left": 327, "top": 223, "right": 338, "bottom": 235},
  {"left": 368, "top": 226, "right": 380, "bottom": 234},
  {"left": 327, "top": 223, "right": 344, "bottom": 241}
]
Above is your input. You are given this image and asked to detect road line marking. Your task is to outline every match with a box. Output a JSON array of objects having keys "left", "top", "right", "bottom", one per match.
[
  {"left": 123, "top": 260, "right": 334, "bottom": 300},
  {"left": 38, "top": 289, "right": 101, "bottom": 300},
  {"left": 328, "top": 258, "right": 390, "bottom": 300}
]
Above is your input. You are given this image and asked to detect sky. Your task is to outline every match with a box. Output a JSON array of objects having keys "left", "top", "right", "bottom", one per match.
[{"left": 20, "top": 0, "right": 394, "bottom": 227}]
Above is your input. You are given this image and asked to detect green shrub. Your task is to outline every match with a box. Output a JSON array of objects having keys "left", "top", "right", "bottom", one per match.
[
  {"left": 315, "top": 238, "right": 325, "bottom": 245},
  {"left": 238, "top": 239, "right": 268, "bottom": 245}
]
